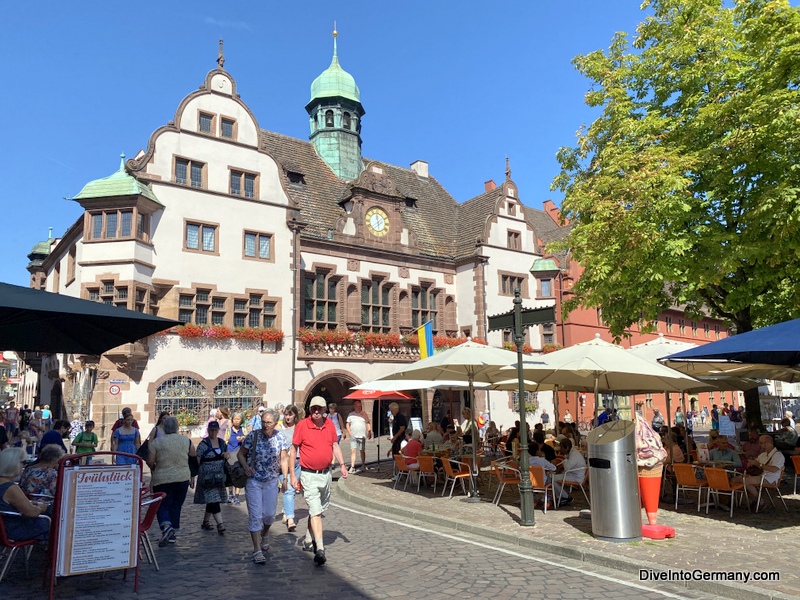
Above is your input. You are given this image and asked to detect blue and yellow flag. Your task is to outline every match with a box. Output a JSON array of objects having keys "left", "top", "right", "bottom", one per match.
[{"left": 417, "top": 321, "right": 434, "bottom": 359}]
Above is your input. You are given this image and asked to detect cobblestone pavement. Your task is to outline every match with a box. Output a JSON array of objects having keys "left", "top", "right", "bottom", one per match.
[
  {"left": 337, "top": 451, "right": 800, "bottom": 600},
  {"left": 1, "top": 486, "right": 717, "bottom": 600}
]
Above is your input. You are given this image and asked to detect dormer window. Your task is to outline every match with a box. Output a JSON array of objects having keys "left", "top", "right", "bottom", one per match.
[
  {"left": 343, "top": 112, "right": 351, "bottom": 130},
  {"left": 325, "top": 110, "right": 334, "bottom": 127},
  {"left": 287, "top": 171, "right": 306, "bottom": 186}
]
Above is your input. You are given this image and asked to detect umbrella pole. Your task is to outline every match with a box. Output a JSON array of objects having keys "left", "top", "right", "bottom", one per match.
[
  {"left": 553, "top": 385, "right": 559, "bottom": 429},
  {"left": 465, "top": 373, "right": 481, "bottom": 501},
  {"left": 665, "top": 392, "right": 673, "bottom": 464},
  {"left": 376, "top": 399, "right": 381, "bottom": 467}
]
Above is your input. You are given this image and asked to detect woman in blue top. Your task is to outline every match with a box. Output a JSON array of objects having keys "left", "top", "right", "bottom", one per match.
[
  {"left": 111, "top": 413, "right": 141, "bottom": 464},
  {"left": 225, "top": 413, "right": 246, "bottom": 505}
]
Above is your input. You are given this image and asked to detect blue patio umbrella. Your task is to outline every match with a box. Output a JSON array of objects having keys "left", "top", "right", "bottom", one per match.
[{"left": 661, "top": 318, "right": 800, "bottom": 383}]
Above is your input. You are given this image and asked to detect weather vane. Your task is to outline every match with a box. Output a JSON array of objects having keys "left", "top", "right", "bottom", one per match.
[{"left": 217, "top": 39, "right": 225, "bottom": 70}]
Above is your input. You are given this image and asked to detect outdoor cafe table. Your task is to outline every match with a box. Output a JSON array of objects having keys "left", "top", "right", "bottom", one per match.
[{"left": 420, "top": 449, "right": 450, "bottom": 458}]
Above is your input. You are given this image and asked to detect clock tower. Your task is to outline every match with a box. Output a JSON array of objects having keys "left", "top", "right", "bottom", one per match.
[{"left": 306, "top": 27, "right": 365, "bottom": 181}]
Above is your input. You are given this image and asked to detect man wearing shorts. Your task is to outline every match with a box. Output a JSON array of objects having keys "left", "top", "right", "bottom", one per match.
[
  {"left": 346, "top": 400, "right": 372, "bottom": 473},
  {"left": 4, "top": 401, "right": 19, "bottom": 437},
  {"left": 289, "top": 396, "right": 348, "bottom": 566}
]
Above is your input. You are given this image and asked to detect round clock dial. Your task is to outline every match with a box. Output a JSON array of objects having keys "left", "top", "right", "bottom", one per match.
[{"left": 365, "top": 207, "right": 389, "bottom": 237}]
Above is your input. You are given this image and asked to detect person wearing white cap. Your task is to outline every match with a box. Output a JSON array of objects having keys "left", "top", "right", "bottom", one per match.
[{"left": 289, "top": 396, "right": 348, "bottom": 566}]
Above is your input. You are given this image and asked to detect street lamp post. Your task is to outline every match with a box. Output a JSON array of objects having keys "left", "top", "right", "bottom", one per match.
[{"left": 513, "top": 290, "right": 536, "bottom": 526}]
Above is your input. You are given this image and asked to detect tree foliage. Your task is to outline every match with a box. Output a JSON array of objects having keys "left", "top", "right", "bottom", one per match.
[{"left": 552, "top": 0, "right": 800, "bottom": 339}]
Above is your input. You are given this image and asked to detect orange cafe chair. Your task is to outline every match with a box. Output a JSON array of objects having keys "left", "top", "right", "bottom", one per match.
[
  {"left": 672, "top": 463, "right": 708, "bottom": 512},
  {"left": 528, "top": 465, "right": 554, "bottom": 513},
  {"left": 704, "top": 467, "right": 748, "bottom": 518},
  {"left": 392, "top": 454, "right": 413, "bottom": 491},
  {"left": 442, "top": 457, "right": 473, "bottom": 499},
  {"left": 491, "top": 463, "right": 521, "bottom": 506},
  {"left": 415, "top": 455, "right": 437, "bottom": 493},
  {"left": 756, "top": 468, "right": 788, "bottom": 513}
]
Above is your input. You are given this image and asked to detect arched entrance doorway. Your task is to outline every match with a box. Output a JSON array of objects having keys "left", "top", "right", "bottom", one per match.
[{"left": 303, "top": 374, "right": 357, "bottom": 417}]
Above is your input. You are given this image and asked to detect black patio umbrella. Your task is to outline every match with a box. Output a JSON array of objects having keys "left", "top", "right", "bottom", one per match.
[
  {"left": 661, "top": 318, "right": 800, "bottom": 383},
  {"left": 0, "top": 282, "right": 179, "bottom": 355}
]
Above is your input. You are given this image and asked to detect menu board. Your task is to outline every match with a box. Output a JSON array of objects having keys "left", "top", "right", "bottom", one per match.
[{"left": 56, "top": 464, "right": 140, "bottom": 576}]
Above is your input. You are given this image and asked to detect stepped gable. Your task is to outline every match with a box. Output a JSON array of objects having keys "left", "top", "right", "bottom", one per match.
[
  {"left": 455, "top": 186, "right": 505, "bottom": 258},
  {"left": 364, "top": 160, "right": 459, "bottom": 259},
  {"left": 260, "top": 130, "right": 349, "bottom": 239}
]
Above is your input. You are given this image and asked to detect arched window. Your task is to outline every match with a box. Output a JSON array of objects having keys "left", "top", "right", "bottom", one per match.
[
  {"left": 343, "top": 112, "right": 351, "bottom": 130},
  {"left": 155, "top": 376, "right": 208, "bottom": 424},
  {"left": 325, "top": 110, "right": 334, "bottom": 127},
  {"left": 213, "top": 376, "right": 261, "bottom": 414}
]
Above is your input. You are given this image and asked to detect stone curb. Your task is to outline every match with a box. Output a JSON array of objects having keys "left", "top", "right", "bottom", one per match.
[{"left": 335, "top": 477, "right": 797, "bottom": 600}]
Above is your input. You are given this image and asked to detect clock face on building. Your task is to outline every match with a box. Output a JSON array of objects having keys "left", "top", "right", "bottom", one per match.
[{"left": 365, "top": 207, "right": 389, "bottom": 237}]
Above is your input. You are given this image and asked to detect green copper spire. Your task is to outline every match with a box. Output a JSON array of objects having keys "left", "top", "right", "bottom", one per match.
[
  {"left": 72, "top": 153, "right": 161, "bottom": 204},
  {"left": 309, "top": 25, "right": 361, "bottom": 104}
]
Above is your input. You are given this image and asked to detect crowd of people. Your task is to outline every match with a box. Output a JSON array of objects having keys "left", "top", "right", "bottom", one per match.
[{"left": 2, "top": 393, "right": 797, "bottom": 574}]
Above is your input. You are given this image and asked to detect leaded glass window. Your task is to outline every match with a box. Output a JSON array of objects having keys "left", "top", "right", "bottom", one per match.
[
  {"left": 155, "top": 376, "right": 208, "bottom": 422},
  {"left": 213, "top": 376, "right": 260, "bottom": 414},
  {"left": 303, "top": 272, "right": 337, "bottom": 329}
]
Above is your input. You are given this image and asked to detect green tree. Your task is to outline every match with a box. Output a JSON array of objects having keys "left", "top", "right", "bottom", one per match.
[{"left": 552, "top": 0, "right": 800, "bottom": 425}]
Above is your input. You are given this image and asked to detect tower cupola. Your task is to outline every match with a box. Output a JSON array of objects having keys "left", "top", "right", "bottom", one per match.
[{"left": 306, "top": 27, "right": 365, "bottom": 181}]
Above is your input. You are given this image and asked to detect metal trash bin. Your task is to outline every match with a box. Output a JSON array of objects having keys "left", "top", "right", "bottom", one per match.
[{"left": 587, "top": 420, "right": 642, "bottom": 542}]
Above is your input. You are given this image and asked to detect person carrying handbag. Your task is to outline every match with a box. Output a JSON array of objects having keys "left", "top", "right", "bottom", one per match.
[
  {"left": 238, "top": 408, "right": 288, "bottom": 564},
  {"left": 194, "top": 421, "right": 230, "bottom": 534}
]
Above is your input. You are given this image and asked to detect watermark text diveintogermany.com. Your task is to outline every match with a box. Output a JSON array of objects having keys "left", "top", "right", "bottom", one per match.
[{"left": 640, "top": 569, "right": 779, "bottom": 584}]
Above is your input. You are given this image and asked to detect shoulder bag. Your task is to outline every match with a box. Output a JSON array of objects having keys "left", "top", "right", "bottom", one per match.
[{"left": 227, "top": 430, "right": 257, "bottom": 488}]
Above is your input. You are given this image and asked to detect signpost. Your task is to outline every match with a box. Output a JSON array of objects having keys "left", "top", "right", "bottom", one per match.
[
  {"left": 488, "top": 298, "right": 555, "bottom": 527},
  {"left": 47, "top": 452, "right": 142, "bottom": 599}
]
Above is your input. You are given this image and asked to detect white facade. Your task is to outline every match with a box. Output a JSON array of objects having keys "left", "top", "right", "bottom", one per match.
[{"left": 27, "top": 63, "right": 561, "bottom": 439}]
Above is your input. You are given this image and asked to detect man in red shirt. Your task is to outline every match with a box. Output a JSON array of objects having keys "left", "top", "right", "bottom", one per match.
[
  {"left": 111, "top": 407, "right": 139, "bottom": 432},
  {"left": 289, "top": 396, "right": 348, "bottom": 566}
]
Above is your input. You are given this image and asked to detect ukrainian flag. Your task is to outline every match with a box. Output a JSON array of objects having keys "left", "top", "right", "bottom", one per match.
[{"left": 417, "top": 321, "right": 434, "bottom": 359}]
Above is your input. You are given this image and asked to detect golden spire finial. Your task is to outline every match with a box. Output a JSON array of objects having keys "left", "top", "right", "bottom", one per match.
[
  {"left": 217, "top": 39, "right": 225, "bottom": 70},
  {"left": 333, "top": 21, "right": 338, "bottom": 38}
]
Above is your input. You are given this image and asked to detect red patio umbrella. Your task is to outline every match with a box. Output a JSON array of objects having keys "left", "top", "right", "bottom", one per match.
[{"left": 343, "top": 389, "right": 414, "bottom": 401}]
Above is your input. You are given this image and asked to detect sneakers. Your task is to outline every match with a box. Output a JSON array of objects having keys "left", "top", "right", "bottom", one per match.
[
  {"left": 558, "top": 496, "right": 574, "bottom": 507},
  {"left": 158, "top": 525, "right": 173, "bottom": 547},
  {"left": 301, "top": 540, "right": 317, "bottom": 553},
  {"left": 348, "top": 467, "right": 356, "bottom": 474},
  {"left": 226, "top": 494, "right": 233, "bottom": 504},
  {"left": 167, "top": 530, "right": 177, "bottom": 544},
  {"left": 233, "top": 496, "right": 241, "bottom": 506},
  {"left": 313, "top": 548, "right": 327, "bottom": 565},
  {"left": 252, "top": 551, "right": 266, "bottom": 564}
]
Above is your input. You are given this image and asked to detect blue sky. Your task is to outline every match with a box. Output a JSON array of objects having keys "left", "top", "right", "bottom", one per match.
[{"left": 1, "top": 1, "right": 651, "bottom": 286}]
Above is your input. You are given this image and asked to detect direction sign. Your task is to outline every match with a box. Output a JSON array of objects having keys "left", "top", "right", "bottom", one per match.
[{"left": 487, "top": 306, "right": 556, "bottom": 332}]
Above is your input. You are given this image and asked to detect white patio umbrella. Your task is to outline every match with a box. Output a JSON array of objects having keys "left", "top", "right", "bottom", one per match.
[
  {"left": 508, "top": 334, "right": 704, "bottom": 421},
  {"left": 375, "top": 341, "right": 522, "bottom": 497}
]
